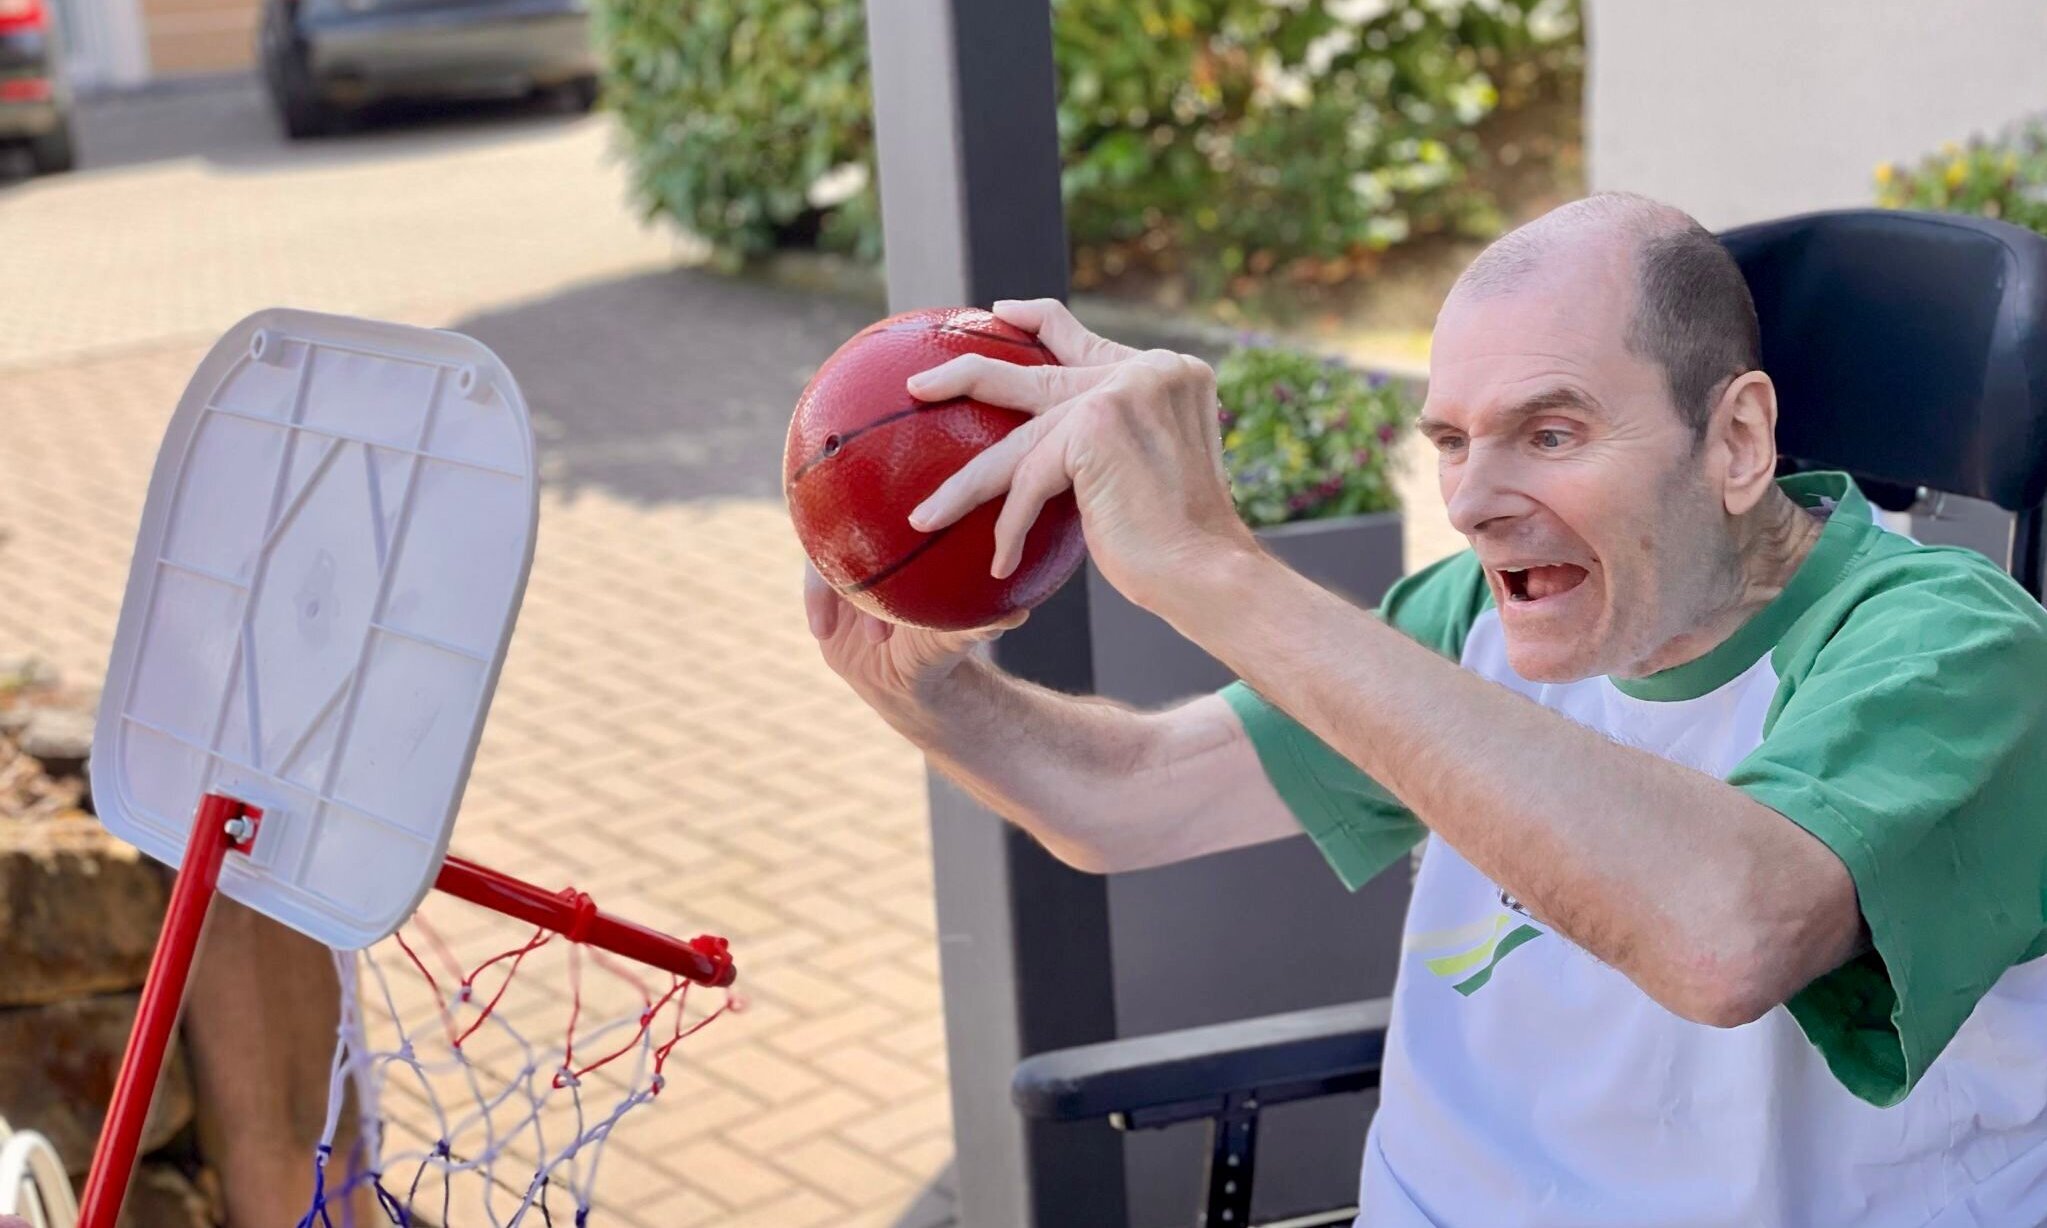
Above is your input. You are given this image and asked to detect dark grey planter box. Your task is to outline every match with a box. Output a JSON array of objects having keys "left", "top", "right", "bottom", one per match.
[{"left": 1085, "top": 510, "right": 1410, "bottom": 1228}]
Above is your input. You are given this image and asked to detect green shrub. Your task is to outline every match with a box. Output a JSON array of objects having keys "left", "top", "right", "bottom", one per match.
[
  {"left": 1874, "top": 123, "right": 2047, "bottom": 234},
  {"left": 595, "top": 0, "right": 1583, "bottom": 281},
  {"left": 594, "top": 2, "right": 878, "bottom": 264},
  {"left": 1216, "top": 342, "right": 1413, "bottom": 528}
]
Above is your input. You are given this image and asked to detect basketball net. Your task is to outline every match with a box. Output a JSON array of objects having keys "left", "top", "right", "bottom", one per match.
[
  {"left": 74, "top": 795, "right": 739, "bottom": 1228},
  {"left": 303, "top": 893, "right": 739, "bottom": 1227}
]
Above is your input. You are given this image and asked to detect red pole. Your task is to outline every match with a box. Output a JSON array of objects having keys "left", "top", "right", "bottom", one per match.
[
  {"left": 77, "top": 793, "right": 255, "bottom": 1228},
  {"left": 433, "top": 854, "right": 736, "bottom": 988}
]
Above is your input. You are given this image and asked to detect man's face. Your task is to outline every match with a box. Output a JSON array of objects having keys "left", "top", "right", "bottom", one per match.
[{"left": 1421, "top": 253, "right": 1734, "bottom": 682}]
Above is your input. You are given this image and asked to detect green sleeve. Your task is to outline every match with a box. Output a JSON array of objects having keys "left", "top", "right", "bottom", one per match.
[
  {"left": 1220, "top": 550, "right": 1492, "bottom": 890},
  {"left": 1727, "top": 554, "right": 2047, "bottom": 1107}
]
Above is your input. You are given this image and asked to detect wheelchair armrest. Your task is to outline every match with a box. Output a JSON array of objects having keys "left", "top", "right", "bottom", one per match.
[{"left": 1012, "top": 997, "right": 1391, "bottom": 1130}]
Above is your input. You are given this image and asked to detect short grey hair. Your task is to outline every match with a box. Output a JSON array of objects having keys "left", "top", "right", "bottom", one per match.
[{"left": 1453, "top": 192, "right": 1762, "bottom": 439}]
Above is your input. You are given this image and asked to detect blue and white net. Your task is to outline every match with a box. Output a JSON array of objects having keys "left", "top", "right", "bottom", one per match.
[{"left": 298, "top": 902, "right": 737, "bottom": 1227}]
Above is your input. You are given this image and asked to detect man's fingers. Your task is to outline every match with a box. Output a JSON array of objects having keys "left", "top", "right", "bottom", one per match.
[
  {"left": 803, "top": 562, "right": 841, "bottom": 640},
  {"left": 990, "top": 298, "right": 1139, "bottom": 367},
  {"left": 907, "top": 352, "right": 1104, "bottom": 412},
  {"left": 908, "top": 413, "right": 1053, "bottom": 532},
  {"left": 991, "top": 435, "right": 1075, "bottom": 580}
]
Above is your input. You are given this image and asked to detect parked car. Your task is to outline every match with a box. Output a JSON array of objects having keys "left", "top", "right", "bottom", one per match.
[
  {"left": 258, "top": 0, "right": 598, "bottom": 139},
  {"left": 0, "top": 0, "right": 75, "bottom": 174}
]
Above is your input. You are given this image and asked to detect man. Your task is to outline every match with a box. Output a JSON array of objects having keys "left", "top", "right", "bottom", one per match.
[{"left": 804, "top": 192, "right": 2047, "bottom": 1225}]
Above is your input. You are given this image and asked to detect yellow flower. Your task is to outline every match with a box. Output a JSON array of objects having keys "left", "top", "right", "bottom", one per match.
[
  {"left": 1946, "top": 158, "right": 1967, "bottom": 189},
  {"left": 2005, "top": 152, "right": 2020, "bottom": 175},
  {"left": 1873, "top": 161, "right": 1894, "bottom": 185}
]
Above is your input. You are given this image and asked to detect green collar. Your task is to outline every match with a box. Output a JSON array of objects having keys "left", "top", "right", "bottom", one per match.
[{"left": 1608, "top": 472, "right": 1876, "bottom": 702}]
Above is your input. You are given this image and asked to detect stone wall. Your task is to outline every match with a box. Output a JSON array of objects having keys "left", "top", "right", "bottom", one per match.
[{"left": 0, "top": 658, "right": 218, "bottom": 1227}]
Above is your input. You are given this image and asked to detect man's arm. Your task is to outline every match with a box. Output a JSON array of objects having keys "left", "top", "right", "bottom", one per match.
[
  {"left": 1163, "top": 546, "right": 1864, "bottom": 1028},
  {"left": 877, "top": 654, "right": 1300, "bottom": 873},
  {"left": 805, "top": 562, "right": 1298, "bottom": 875}
]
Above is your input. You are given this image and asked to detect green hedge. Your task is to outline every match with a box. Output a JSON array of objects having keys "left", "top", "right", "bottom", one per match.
[{"left": 595, "top": 0, "right": 1582, "bottom": 282}]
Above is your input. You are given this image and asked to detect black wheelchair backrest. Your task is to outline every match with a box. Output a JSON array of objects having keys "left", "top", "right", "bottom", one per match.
[{"left": 1720, "top": 208, "right": 2047, "bottom": 516}]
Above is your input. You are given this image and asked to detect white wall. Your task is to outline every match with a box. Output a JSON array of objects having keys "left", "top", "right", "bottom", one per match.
[
  {"left": 1586, "top": 0, "right": 2047, "bottom": 229},
  {"left": 1586, "top": 0, "right": 2042, "bottom": 561}
]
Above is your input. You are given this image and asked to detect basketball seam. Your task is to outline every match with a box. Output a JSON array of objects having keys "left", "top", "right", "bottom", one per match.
[
  {"left": 785, "top": 395, "right": 973, "bottom": 486},
  {"left": 938, "top": 326, "right": 1053, "bottom": 354},
  {"left": 845, "top": 520, "right": 964, "bottom": 595}
]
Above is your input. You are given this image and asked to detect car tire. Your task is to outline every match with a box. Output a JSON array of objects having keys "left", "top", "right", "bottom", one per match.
[
  {"left": 273, "top": 46, "right": 337, "bottom": 139},
  {"left": 553, "top": 76, "right": 599, "bottom": 113},
  {"left": 280, "top": 95, "right": 335, "bottom": 139},
  {"left": 28, "top": 122, "right": 75, "bottom": 174}
]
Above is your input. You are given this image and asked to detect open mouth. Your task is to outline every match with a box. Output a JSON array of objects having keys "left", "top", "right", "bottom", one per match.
[{"left": 1497, "top": 564, "right": 1590, "bottom": 604}]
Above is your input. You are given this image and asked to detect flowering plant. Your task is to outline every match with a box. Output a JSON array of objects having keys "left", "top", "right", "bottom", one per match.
[
  {"left": 1215, "top": 342, "right": 1413, "bottom": 529},
  {"left": 1874, "top": 123, "right": 2047, "bottom": 233}
]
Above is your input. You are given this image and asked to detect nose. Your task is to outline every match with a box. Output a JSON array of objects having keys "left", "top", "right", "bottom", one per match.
[{"left": 1444, "top": 445, "right": 1534, "bottom": 539}]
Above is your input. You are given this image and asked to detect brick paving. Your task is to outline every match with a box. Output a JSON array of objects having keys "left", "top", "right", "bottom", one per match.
[
  {"left": 0, "top": 81, "right": 955, "bottom": 1227},
  {"left": 0, "top": 77, "right": 1459, "bottom": 1228}
]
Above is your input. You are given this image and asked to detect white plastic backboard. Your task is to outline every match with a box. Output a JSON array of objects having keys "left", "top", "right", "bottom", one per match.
[{"left": 91, "top": 308, "right": 538, "bottom": 950}]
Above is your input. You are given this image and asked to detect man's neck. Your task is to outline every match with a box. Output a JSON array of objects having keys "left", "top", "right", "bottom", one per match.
[{"left": 1630, "top": 487, "right": 1827, "bottom": 677}]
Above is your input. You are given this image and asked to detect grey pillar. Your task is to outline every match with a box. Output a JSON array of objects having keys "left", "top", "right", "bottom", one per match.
[{"left": 864, "top": 4, "right": 1127, "bottom": 1226}]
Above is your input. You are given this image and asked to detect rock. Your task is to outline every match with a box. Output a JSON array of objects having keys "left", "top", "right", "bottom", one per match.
[
  {"left": 0, "top": 994, "right": 195, "bottom": 1175},
  {"left": 120, "top": 1163, "right": 219, "bottom": 1228},
  {"left": 0, "top": 821, "right": 167, "bottom": 1006},
  {"left": 20, "top": 709, "right": 94, "bottom": 778}
]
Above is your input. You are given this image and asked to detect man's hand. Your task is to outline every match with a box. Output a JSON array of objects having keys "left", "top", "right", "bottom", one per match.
[
  {"left": 903, "top": 299, "right": 1255, "bottom": 613},
  {"left": 804, "top": 562, "right": 1024, "bottom": 722}
]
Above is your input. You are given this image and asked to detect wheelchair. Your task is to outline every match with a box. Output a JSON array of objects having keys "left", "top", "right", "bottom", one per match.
[{"left": 1013, "top": 207, "right": 2047, "bottom": 1227}]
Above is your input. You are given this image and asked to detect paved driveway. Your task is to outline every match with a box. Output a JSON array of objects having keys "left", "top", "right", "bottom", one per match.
[{"left": 1, "top": 79, "right": 957, "bottom": 1227}]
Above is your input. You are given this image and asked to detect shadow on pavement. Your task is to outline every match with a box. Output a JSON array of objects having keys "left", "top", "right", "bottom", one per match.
[
  {"left": 442, "top": 265, "right": 1233, "bottom": 509},
  {"left": 445, "top": 267, "right": 885, "bottom": 505}
]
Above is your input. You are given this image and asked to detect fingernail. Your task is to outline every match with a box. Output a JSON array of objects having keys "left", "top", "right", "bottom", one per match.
[
  {"left": 908, "top": 501, "right": 932, "bottom": 530},
  {"left": 907, "top": 372, "right": 932, "bottom": 393}
]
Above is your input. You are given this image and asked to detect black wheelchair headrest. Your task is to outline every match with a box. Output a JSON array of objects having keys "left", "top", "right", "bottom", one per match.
[{"left": 1720, "top": 208, "right": 2047, "bottom": 513}]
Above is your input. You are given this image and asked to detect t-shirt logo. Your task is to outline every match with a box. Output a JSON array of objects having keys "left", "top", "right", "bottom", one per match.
[{"left": 1406, "top": 904, "right": 1546, "bottom": 997}]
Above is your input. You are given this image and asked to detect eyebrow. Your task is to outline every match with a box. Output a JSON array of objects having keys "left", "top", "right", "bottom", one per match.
[{"left": 1415, "top": 385, "right": 1609, "bottom": 437}]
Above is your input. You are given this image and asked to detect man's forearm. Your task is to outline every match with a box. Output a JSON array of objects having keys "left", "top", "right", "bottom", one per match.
[
  {"left": 864, "top": 656, "right": 1195, "bottom": 871},
  {"left": 1159, "top": 545, "right": 1861, "bottom": 1023}
]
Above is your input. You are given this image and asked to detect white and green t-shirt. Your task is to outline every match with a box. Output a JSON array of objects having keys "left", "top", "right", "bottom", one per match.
[{"left": 1222, "top": 472, "right": 2047, "bottom": 1227}]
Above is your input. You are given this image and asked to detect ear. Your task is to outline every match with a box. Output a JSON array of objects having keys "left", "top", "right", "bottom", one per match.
[{"left": 1711, "top": 371, "right": 1779, "bottom": 515}]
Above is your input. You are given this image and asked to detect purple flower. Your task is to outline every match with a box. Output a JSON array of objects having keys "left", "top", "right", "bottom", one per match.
[
  {"left": 1353, "top": 448, "right": 1373, "bottom": 464},
  {"left": 1366, "top": 372, "right": 1390, "bottom": 389},
  {"left": 1271, "top": 382, "right": 1294, "bottom": 404},
  {"left": 1377, "top": 424, "right": 1397, "bottom": 445}
]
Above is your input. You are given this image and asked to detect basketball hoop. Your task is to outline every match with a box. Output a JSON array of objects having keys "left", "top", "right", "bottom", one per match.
[{"left": 70, "top": 311, "right": 738, "bottom": 1228}]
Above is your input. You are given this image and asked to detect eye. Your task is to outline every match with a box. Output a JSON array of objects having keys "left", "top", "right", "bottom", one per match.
[
  {"left": 1432, "top": 433, "right": 1467, "bottom": 455},
  {"left": 1531, "top": 428, "right": 1569, "bottom": 450}
]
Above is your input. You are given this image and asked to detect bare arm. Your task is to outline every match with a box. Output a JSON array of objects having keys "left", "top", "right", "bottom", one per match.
[
  {"left": 805, "top": 566, "right": 1296, "bottom": 875},
  {"left": 901, "top": 659, "right": 1297, "bottom": 872}
]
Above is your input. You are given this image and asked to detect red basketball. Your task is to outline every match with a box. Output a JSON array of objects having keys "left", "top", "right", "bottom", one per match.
[{"left": 784, "top": 306, "right": 1088, "bottom": 631}]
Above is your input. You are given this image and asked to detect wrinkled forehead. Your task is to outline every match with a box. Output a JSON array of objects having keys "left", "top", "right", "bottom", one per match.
[{"left": 1427, "top": 258, "right": 1668, "bottom": 424}]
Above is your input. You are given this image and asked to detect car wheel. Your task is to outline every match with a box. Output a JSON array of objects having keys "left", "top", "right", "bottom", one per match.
[
  {"left": 280, "top": 93, "right": 336, "bottom": 139},
  {"left": 28, "top": 122, "right": 75, "bottom": 174},
  {"left": 553, "top": 76, "right": 599, "bottom": 113},
  {"left": 273, "top": 45, "right": 337, "bottom": 139}
]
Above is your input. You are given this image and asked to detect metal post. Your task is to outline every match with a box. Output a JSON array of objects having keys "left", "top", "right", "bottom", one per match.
[
  {"left": 78, "top": 793, "right": 256, "bottom": 1228},
  {"left": 865, "top": 2, "right": 1126, "bottom": 1225}
]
